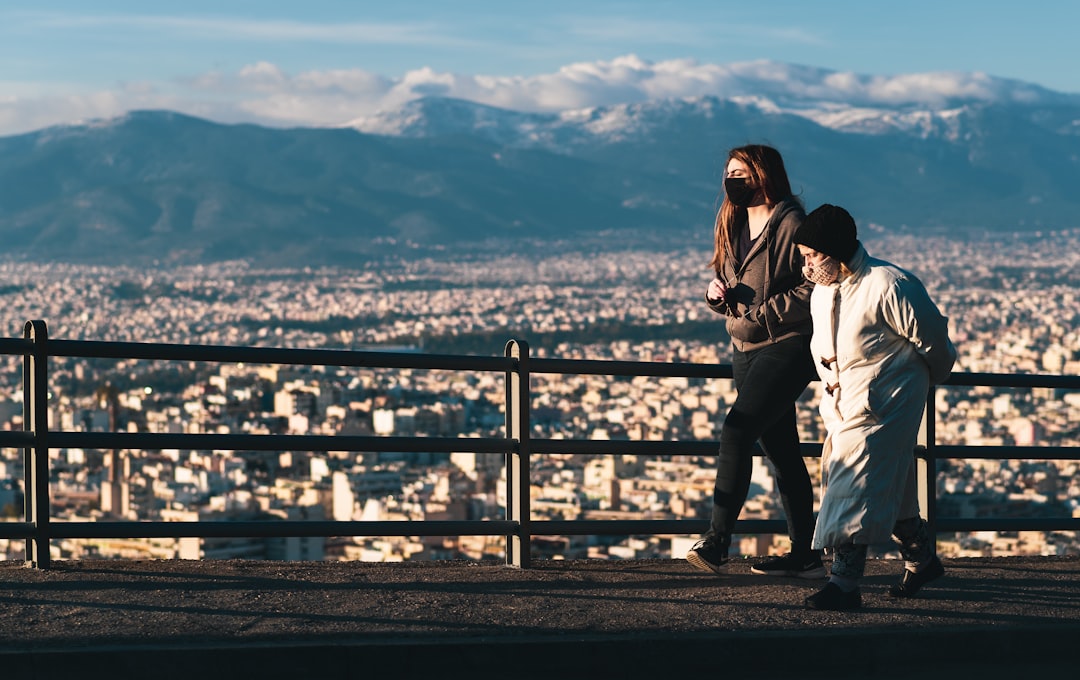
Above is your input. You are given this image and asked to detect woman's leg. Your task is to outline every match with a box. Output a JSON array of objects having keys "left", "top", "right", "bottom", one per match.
[
  {"left": 708, "top": 336, "right": 814, "bottom": 546},
  {"left": 759, "top": 405, "right": 815, "bottom": 556},
  {"left": 889, "top": 516, "right": 945, "bottom": 598},
  {"left": 705, "top": 348, "right": 760, "bottom": 547},
  {"left": 805, "top": 543, "right": 865, "bottom": 610},
  {"left": 892, "top": 516, "right": 933, "bottom": 566},
  {"left": 829, "top": 543, "right": 868, "bottom": 584},
  {"left": 687, "top": 347, "right": 758, "bottom": 572}
]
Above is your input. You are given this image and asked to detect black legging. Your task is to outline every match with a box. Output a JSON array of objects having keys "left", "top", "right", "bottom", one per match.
[{"left": 708, "top": 334, "right": 817, "bottom": 555}]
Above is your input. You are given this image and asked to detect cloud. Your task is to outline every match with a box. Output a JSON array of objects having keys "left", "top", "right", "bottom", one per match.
[
  {"left": 0, "top": 55, "right": 1064, "bottom": 136},
  {"left": 0, "top": 89, "right": 162, "bottom": 137},
  {"left": 563, "top": 16, "right": 823, "bottom": 49},
  {"left": 14, "top": 11, "right": 468, "bottom": 48}
]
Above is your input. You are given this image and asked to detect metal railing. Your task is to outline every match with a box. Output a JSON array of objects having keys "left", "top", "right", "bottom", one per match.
[{"left": 1, "top": 320, "right": 1077, "bottom": 569}]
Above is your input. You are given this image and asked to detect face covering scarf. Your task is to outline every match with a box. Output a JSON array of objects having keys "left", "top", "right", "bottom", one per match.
[{"left": 803, "top": 258, "right": 840, "bottom": 286}]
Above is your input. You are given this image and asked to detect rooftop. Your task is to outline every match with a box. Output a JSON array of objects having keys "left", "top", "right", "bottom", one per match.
[{"left": 1, "top": 555, "right": 1077, "bottom": 679}]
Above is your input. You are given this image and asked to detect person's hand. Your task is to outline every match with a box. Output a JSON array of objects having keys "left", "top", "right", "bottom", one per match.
[{"left": 706, "top": 279, "right": 728, "bottom": 305}]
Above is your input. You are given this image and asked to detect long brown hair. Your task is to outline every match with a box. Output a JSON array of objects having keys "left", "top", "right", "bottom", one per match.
[{"left": 709, "top": 144, "right": 795, "bottom": 273}]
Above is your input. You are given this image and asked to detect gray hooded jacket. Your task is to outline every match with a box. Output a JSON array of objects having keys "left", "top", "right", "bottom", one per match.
[{"left": 707, "top": 198, "right": 813, "bottom": 352}]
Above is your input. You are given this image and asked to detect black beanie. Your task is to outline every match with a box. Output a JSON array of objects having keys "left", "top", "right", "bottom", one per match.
[{"left": 795, "top": 204, "right": 859, "bottom": 262}]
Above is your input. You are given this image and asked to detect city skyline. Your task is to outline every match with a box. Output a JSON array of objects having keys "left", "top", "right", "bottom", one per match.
[{"left": 0, "top": 230, "right": 1076, "bottom": 563}]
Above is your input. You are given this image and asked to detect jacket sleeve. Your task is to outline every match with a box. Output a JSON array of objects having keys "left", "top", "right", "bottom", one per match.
[
  {"left": 881, "top": 276, "right": 957, "bottom": 385},
  {"left": 704, "top": 292, "right": 729, "bottom": 316},
  {"left": 761, "top": 276, "right": 813, "bottom": 328},
  {"left": 732, "top": 279, "right": 812, "bottom": 340}
]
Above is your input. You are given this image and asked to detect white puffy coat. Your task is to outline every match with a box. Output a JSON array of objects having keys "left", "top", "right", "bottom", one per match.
[{"left": 809, "top": 244, "right": 957, "bottom": 548}]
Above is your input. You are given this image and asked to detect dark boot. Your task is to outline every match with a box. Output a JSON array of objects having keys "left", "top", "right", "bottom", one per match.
[
  {"left": 804, "top": 583, "right": 862, "bottom": 611},
  {"left": 888, "top": 554, "right": 944, "bottom": 598}
]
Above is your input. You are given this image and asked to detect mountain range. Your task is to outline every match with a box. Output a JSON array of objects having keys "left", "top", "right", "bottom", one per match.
[{"left": 1, "top": 65, "right": 1079, "bottom": 266}]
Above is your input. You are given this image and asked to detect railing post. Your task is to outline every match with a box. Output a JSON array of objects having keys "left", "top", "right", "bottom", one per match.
[
  {"left": 504, "top": 339, "right": 531, "bottom": 568},
  {"left": 917, "top": 385, "right": 938, "bottom": 543},
  {"left": 24, "top": 320, "right": 51, "bottom": 569}
]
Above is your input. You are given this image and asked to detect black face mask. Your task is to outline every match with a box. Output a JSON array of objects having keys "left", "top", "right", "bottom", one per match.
[{"left": 724, "top": 177, "right": 758, "bottom": 208}]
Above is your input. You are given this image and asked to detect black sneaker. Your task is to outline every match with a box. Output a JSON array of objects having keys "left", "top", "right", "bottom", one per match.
[
  {"left": 804, "top": 582, "right": 862, "bottom": 611},
  {"left": 750, "top": 552, "right": 827, "bottom": 579},
  {"left": 888, "top": 555, "right": 944, "bottom": 598},
  {"left": 686, "top": 537, "right": 728, "bottom": 574}
]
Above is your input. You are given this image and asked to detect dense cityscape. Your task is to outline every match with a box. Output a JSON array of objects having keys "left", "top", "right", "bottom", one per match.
[{"left": 0, "top": 228, "right": 1077, "bottom": 564}]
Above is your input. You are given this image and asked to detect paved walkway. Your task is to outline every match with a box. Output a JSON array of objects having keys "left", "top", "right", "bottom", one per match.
[{"left": 1, "top": 555, "right": 1077, "bottom": 679}]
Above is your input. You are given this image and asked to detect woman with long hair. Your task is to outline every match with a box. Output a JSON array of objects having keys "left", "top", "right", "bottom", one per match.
[{"left": 686, "top": 144, "right": 822, "bottom": 578}]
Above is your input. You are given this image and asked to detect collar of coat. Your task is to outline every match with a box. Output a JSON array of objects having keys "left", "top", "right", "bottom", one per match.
[{"left": 834, "top": 242, "right": 868, "bottom": 286}]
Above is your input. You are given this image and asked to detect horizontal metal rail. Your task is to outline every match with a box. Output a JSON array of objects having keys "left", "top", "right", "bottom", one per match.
[
  {"left": 47, "top": 338, "right": 516, "bottom": 371},
  {"left": 0, "top": 523, "right": 35, "bottom": 539},
  {"left": 934, "top": 518, "right": 1080, "bottom": 533},
  {"left": 531, "top": 357, "right": 734, "bottom": 379},
  {"left": 942, "top": 372, "right": 1080, "bottom": 389},
  {"left": 0, "top": 338, "right": 33, "bottom": 355},
  {"left": 45, "top": 520, "right": 519, "bottom": 540},
  {"left": 934, "top": 445, "right": 1080, "bottom": 461},
  {"left": 46, "top": 432, "right": 516, "bottom": 454},
  {"left": 1, "top": 320, "right": 1076, "bottom": 569}
]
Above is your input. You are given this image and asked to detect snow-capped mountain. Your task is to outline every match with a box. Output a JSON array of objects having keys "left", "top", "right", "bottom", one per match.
[
  {"left": 347, "top": 59, "right": 1080, "bottom": 141},
  {"left": 1, "top": 62, "right": 1079, "bottom": 265}
]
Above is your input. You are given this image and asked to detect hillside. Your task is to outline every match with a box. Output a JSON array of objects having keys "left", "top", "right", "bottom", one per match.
[{"left": 1, "top": 88, "right": 1079, "bottom": 265}]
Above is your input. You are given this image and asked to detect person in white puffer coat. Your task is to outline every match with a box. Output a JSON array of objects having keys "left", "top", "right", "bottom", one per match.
[{"left": 794, "top": 204, "right": 957, "bottom": 611}]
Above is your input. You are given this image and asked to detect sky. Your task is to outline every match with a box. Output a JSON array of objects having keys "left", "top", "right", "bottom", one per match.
[{"left": 3, "top": 1, "right": 1079, "bottom": 136}]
